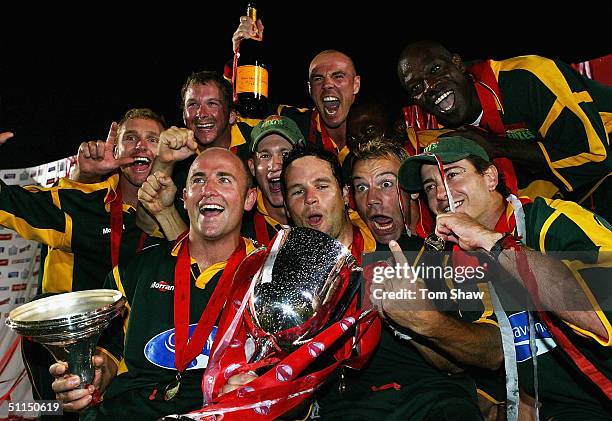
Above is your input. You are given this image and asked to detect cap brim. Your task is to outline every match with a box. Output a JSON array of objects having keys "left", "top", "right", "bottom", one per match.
[
  {"left": 250, "top": 129, "right": 300, "bottom": 153},
  {"left": 398, "top": 152, "right": 470, "bottom": 191}
]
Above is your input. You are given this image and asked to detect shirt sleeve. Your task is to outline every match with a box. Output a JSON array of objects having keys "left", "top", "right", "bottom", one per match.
[
  {"left": 532, "top": 197, "right": 612, "bottom": 344},
  {"left": 500, "top": 57, "right": 611, "bottom": 193},
  {"left": 0, "top": 180, "right": 72, "bottom": 250}
]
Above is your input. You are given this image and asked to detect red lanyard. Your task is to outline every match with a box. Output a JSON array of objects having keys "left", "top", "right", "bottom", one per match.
[
  {"left": 108, "top": 189, "right": 124, "bottom": 268},
  {"left": 309, "top": 110, "right": 337, "bottom": 155},
  {"left": 173, "top": 236, "right": 247, "bottom": 373},
  {"left": 351, "top": 227, "right": 364, "bottom": 266},
  {"left": 253, "top": 211, "right": 272, "bottom": 247},
  {"left": 108, "top": 187, "right": 147, "bottom": 268},
  {"left": 469, "top": 62, "right": 519, "bottom": 195}
]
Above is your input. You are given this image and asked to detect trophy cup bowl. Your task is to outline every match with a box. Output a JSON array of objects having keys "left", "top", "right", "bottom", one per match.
[
  {"left": 247, "top": 227, "right": 360, "bottom": 360},
  {"left": 6, "top": 289, "right": 126, "bottom": 388}
]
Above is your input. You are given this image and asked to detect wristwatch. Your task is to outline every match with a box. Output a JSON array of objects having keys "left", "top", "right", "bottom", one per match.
[{"left": 488, "top": 232, "right": 515, "bottom": 261}]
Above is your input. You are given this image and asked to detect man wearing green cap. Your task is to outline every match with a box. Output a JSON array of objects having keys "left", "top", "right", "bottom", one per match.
[
  {"left": 392, "top": 136, "right": 612, "bottom": 419},
  {"left": 241, "top": 115, "right": 305, "bottom": 246}
]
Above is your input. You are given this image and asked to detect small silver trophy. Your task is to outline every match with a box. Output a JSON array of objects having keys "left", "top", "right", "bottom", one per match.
[{"left": 6, "top": 289, "right": 126, "bottom": 387}]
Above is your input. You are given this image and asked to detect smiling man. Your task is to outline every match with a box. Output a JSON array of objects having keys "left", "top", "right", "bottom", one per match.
[
  {"left": 50, "top": 148, "right": 259, "bottom": 419},
  {"left": 137, "top": 71, "right": 256, "bottom": 236},
  {"left": 397, "top": 40, "right": 612, "bottom": 221},
  {"left": 0, "top": 108, "right": 164, "bottom": 293},
  {"left": 0, "top": 109, "right": 165, "bottom": 415},
  {"left": 397, "top": 135, "right": 612, "bottom": 419}
]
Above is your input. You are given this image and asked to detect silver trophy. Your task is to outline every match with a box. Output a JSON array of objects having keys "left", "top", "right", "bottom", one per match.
[
  {"left": 6, "top": 289, "right": 126, "bottom": 387},
  {"left": 247, "top": 227, "right": 361, "bottom": 361}
]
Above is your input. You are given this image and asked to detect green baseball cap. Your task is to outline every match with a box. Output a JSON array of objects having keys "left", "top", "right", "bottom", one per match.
[
  {"left": 398, "top": 136, "right": 490, "bottom": 191},
  {"left": 250, "top": 115, "right": 305, "bottom": 153}
]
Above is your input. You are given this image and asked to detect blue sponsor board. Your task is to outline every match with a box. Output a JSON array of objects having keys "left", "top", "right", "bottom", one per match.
[
  {"left": 144, "top": 324, "right": 217, "bottom": 370},
  {"left": 508, "top": 311, "right": 557, "bottom": 362}
]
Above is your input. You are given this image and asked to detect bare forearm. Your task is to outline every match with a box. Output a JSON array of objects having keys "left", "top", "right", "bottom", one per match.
[
  {"left": 154, "top": 206, "right": 188, "bottom": 241},
  {"left": 498, "top": 248, "right": 608, "bottom": 340},
  {"left": 422, "top": 314, "right": 502, "bottom": 370},
  {"left": 409, "top": 338, "right": 464, "bottom": 373},
  {"left": 136, "top": 206, "right": 161, "bottom": 236},
  {"left": 393, "top": 309, "right": 502, "bottom": 369}
]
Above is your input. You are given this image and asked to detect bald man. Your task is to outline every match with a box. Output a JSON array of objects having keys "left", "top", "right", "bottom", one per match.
[{"left": 233, "top": 17, "right": 361, "bottom": 164}]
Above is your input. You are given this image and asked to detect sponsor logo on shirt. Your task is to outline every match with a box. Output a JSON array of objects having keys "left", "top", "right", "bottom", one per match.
[
  {"left": 11, "top": 283, "right": 27, "bottom": 291},
  {"left": 0, "top": 234, "right": 12, "bottom": 241},
  {"left": 0, "top": 297, "right": 10, "bottom": 305},
  {"left": 150, "top": 281, "right": 175, "bottom": 292},
  {"left": 0, "top": 259, "right": 8, "bottom": 266},
  {"left": 144, "top": 324, "right": 217, "bottom": 370},
  {"left": 14, "top": 297, "right": 26, "bottom": 304},
  {"left": 102, "top": 225, "right": 125, "bottom": 235},
  {"left": 8, "top": 271, "right": 19, "bottom": 278},
  {"left": 505, "top": 123, "right": 536, "bottom": 141},
  {"left": 508, "top": 311, "right": 557, "bottom": 362}
]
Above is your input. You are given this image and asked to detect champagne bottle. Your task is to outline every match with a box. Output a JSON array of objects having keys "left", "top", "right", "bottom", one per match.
[{"left": 236, "top": 2, "right": 269, "bottom": 119}]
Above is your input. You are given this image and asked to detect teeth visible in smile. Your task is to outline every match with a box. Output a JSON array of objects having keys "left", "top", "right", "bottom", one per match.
[
  {"left": 443, "top": 200, "right": 463, "bottom": 213},
  {"left": 201, "top": 204, "right": 224, "bottom": 211},
  {"left": 197, "top": 123, "right": 214, "bottom": 129},
  {"left": 434, "top": 91, "right": 451, "bottom": 105},
  {"left": 269, "top": 177, "right": 280, "bottom": 183},
  {"left": 323, "top": 96, "right": 339, "bottom": 102},
  {"left": 133, "top": 157, "right": 151, "bottom": 165}
]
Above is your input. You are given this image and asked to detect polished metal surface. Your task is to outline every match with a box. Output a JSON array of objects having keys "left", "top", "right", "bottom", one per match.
[
  {"left": 247, "top": 227, "right": 358, "bottom": 356},
  {"left": 6, "top": 289, "right": 126, "bottom": 387}
]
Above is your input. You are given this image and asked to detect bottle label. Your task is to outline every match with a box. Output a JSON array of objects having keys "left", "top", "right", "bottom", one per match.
[{"left": 236, "top": 65, "right": 268, "bottom": 97}]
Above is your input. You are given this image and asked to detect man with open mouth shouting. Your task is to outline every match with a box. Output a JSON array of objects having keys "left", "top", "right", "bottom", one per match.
[
  {"left": 241, "top": 115, "right": 305, "bottom": 246},
  {"left": 232, "top": 16, "right": 361, "bottom": 166},
  {"left": 0, "top": 108, "right": 165, "bottom": 417}
]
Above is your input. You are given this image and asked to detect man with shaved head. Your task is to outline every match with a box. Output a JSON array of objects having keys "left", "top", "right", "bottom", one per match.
[
  {"left": 50, "top": 148, "right": 260, "bottom": 419},
  {"left": 233, "top": 18, "right": 362, "bottom": 164},
  {"left": 397, "top": 40, "right": 612, "bottom": 221}
]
